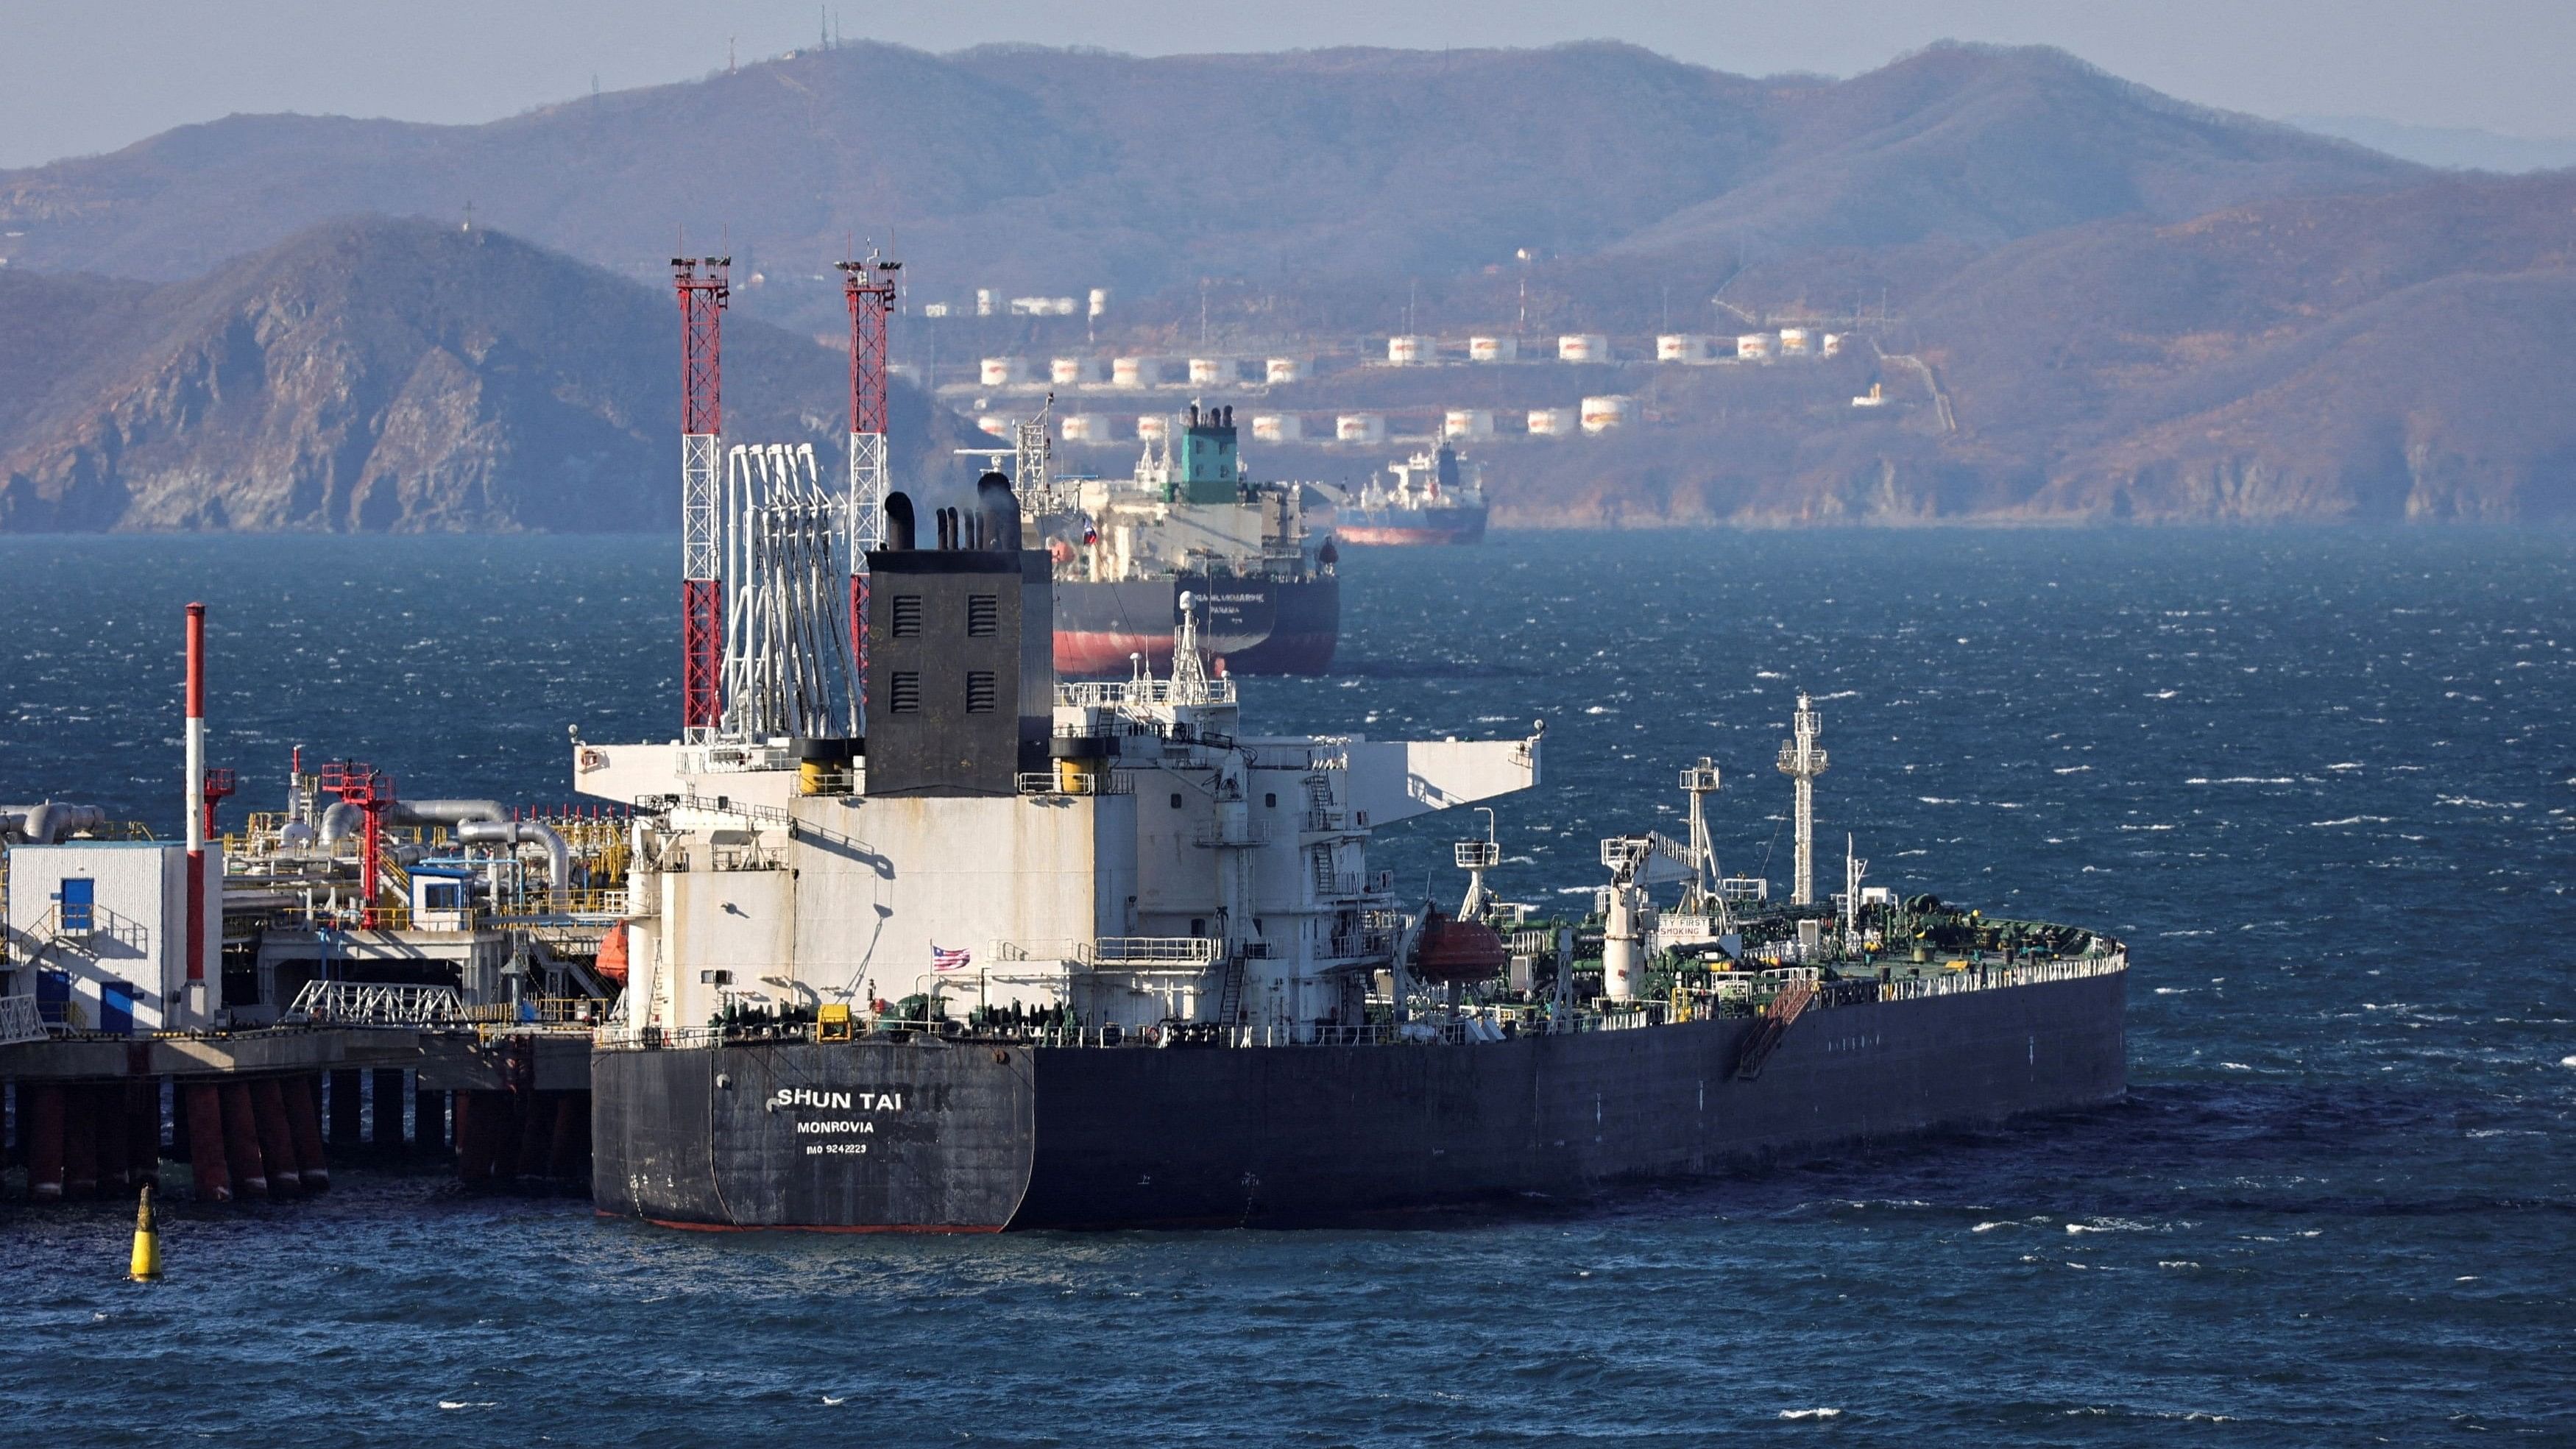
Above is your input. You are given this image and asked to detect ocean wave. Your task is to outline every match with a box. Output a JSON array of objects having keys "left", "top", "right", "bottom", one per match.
[
  {"left": 2308, "top": 815, "right": 2393, "bottom": 826},
  {"left": 1777, "top": 1408, "right": 1842, "bottom": 1420}
]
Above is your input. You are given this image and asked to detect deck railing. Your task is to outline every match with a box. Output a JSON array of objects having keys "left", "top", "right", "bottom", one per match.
[{"left": 590, "top": 951, "right": 2128, "bottom": 1052}]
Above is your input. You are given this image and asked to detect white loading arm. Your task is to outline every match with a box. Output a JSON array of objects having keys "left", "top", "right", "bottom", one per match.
[
  {"left": 1339, "top": 721, "right": 1543, "bottom": 826},
  {"left": 1600, "top": 832, "right": 1697, "bottom": 888}
]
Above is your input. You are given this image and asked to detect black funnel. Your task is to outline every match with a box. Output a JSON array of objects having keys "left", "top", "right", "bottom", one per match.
[
  {"left": 885, "top": 492, "right": 916, "bottom": 551},
  {"left": 976, "top": 471, "right": 1022, "bottom": 552}
]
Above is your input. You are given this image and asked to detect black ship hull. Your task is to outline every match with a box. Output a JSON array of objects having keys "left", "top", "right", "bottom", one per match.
[
  {"left": 1052, "top": 575, "right": 1337, "bottom": 677},
  {"left": 593, "top": 970, "right": 2125, "bottom": 1230}
]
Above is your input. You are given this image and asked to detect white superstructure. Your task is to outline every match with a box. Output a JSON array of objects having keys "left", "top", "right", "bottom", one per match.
[{"left": 578, "top": 626, "right": 1541, "bottom": 1040}]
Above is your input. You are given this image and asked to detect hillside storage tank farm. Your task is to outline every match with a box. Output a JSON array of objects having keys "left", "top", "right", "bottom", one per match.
[
  {"left": 1737, "top": 333, "right": 1774, "bottom": 362},
  {"left": 1469, "top": 336, "right": 1518, "bottom": 362},
  {"left": 981, "top": 357, "right": 1029, "bottom": 386},
  {"left": 1445, "top": 409, "right": 1496, "bottom": 440},
  {"left": 1266, "top": 358, "right": 1303, "bottom": 383},
  {"left": 1113, "top": 357, "right": 1161, "bottom": 388},
  {"left": 1052, "top": 357, "right": 1104, "bottom": 386},
  {"left": 1528, "top": 407, "right": 1574, "bottom": 437},
  {"left": 1337, "top": 413, "right": 1388, "bottom": 444},
  {"left": 1558, "top": 333, "right": 1608, "bottom": 363},
  {"left": 1061, "top": 414, "right": 1112, "bottom": 442},
  {"left": 1387, "top": 335, "right": 1432, "bottom": 365},
  {"left": 1189, "top": 357, "right": 1234, "bottom": 386},
  {"left": 1137, "top": 415, "right": 1169, "bottom": 442},
  {"left": 1253, "top": 414, "right": 1303, "bottom": 442},
  {"left": 1657, "top": 334, "right": 1716, "bottom": 364},
  {"left": 1780, "top": 328, "right": 1813, "bottom": 357}
]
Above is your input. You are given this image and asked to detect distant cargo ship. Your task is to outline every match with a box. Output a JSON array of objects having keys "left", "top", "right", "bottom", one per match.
[
  {"left": 1335, "top": 442, "right": 1487, "bottom": 546},
  {"left": 1020, "top": 403, "right": 1337, "bottom": 676}
]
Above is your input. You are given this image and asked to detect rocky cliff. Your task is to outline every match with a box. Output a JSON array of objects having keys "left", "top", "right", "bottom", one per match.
[{"left": 0, "top": 217, "right": 971, "bottom": 531}]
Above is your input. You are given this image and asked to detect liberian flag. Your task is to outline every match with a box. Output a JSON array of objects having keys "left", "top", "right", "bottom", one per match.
[{"left": 932, "top": 944, "right": 972, "bottom": 972}]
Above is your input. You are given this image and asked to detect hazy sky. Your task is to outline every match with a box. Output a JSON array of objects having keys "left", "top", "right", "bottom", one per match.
[{"left": 7, "top": 0, "right": 2574, "bottom": 170}]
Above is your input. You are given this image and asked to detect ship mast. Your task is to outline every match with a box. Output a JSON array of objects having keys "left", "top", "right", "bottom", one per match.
[{"left": 1776, "top": 692, "right": 1829, "bottom": 905}]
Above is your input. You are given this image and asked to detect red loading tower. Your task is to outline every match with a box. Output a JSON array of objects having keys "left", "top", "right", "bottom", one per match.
[
  {"left": 838, "top": 252, "right": 899, "bottom": 714},
  {"left": 316, "top": 761, "right": 394, "bottom": 928},
  {"left": 675, "top": 257, "right": 732, "bottom": 740}
]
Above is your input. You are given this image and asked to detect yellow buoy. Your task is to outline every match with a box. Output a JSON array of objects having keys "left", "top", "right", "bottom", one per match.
[{"left": 129, "top": 1183, "right": 162, "bottom": 1282}]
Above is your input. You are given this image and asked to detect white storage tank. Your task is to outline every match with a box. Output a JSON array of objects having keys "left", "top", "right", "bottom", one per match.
[
  {"left": 1468, "top": 336, "right": 1518, "bottom": 363},
  {"left": 1137, "top": 415, "right": 1170, "bottom": 442},
  {"left": 1266, "top": 357, "right": 1303, "bottom": 384},
  {"left": 1657, "top": 334, "right": 1716, "bottom": 364},
  {"left": 1189, "top": 357, "right": 1234, "bottom": 386},
  {"left": 1061, "top": 414, "right": 1114, "bottom": 442},
  {"left": 980, "top": 356, "right": 1029, "bottom": 386},
  {"left": 1736, "top": 333, "right": 1774, "bottom": 362},
  {"left": 1558, "top": 333, "right": 1609, "bottom": 363},
  {"left": 1387, "top": 335, "right": 1432, "bottom": 366},
  {"left": 1252, "top": 413, "right": 1303, "bottom": 443},
  {"left": 1089, "top": 288, "right": 1111, "bottom": 318},
  {"left": 1779, "top": 327, "right": 1813, "bottom": 357},
  {"left": 975, "top": 288, "right": 996, "bottom": 317},
  {"left": 1113, "top": 357, "right": 1161, "bottom": 389},
  {"left": 977, "top": 413, "right": 1016, "bottom": 437},
  {"left": 1336, "top": 413, "right": 1387, "bottom": 444},
  {"left": 1579, "top": 394, "right": 1635, "bottom": 433},
  {"left": 1527, "top": 407, "right": 1574, "bottom": 438},
  {"left": 1444, "top": 409, "right": 1496, "bottom": 441},
  {"left": 1822, "top": 333, "right": 1845, "bottom": 358},
  {"left": 1052, "top": 356, "right": 1105, "bottom": 386}
]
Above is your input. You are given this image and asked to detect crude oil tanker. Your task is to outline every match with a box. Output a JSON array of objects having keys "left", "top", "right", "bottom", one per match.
[
  {"left": 1019, "top": 402, "right": 1337, "bottom": 678},
  {"left": 576, "top": 483, "right": 2127, "bottom": 1230}
]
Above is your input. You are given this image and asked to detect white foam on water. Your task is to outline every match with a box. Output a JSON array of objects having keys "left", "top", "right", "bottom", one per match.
[
  {"left": 2158, "top": 1261, "right": 2200, "bottom": 1270},
  {"left": 1777, "top": 1408, "right": 1842, "bottom": 1420},
  {"left": 438, "top": 1402, "right": 498, "bottom": 1411},
  {"left": 1917, "top": 796, "right": 1957, "bottom": 805},
  {"left": 2221, "top": 1061, "right": 2253, "bottom": 1071},
  {"left": 2558, "top": 1055, "right": 2576, "bottom": 1069},
  {"left": 2053, "top": 765, "right": 2092, "bottom": 774}
]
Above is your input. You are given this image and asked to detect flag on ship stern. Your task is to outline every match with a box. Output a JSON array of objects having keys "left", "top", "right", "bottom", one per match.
[{"left": 932, "top": 944, "right": 972, "bottom": 972}]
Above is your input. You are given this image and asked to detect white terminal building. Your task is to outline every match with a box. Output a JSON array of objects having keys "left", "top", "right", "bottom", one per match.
[{"left": 5, "top": 837, "right": 222, "bottom": 1034}]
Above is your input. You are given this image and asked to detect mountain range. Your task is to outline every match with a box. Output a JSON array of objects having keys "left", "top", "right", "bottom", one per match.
[{"left": 3, "top": 40, "right": 2573, "bottom": 528}]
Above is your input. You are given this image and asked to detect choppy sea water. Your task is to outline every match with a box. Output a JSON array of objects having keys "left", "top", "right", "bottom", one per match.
[{"left": 1, "top": 528, "right": 2571, "bottom": 1443}]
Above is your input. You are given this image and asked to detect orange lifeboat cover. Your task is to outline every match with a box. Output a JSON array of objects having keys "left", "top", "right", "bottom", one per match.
[
  {"left": 1411, "top": 909, "right": 1507, "bottom": 985},
  {"left": 596, "top": 921, "right": 629, "bottom": 983}
]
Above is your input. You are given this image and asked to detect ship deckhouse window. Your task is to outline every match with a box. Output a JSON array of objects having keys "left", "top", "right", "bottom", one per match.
[
  {"left": 967, "top": 595, "right": 998, "bottom": 637},
  {"left": 1170, "top": 793, "right": 1183, "bottom": 809},
  {"left": 966, "top": 671, "right": 997, "bottom": 713},
  {"left": 892, "top": 596, "right": 922, "bottom": 637},
  {"left": 891, "top": 672, "right": 921, "bottom": 713},
  {"left": 1264, "top": 793, "right": 1276, "bottom": 809}
]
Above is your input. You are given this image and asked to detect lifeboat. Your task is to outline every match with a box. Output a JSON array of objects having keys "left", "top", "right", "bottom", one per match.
[{"left": 1410, "top": 908, "right": 1507, "bottom": 985}]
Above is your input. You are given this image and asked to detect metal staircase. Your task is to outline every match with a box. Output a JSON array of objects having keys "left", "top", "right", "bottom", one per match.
[
  {"left": 1733, "top": 979, "right": 1816, "bottom": 1080},
  {"left": 1214, "top": 955, "right": 1247, "bottom": 1026}
]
